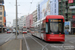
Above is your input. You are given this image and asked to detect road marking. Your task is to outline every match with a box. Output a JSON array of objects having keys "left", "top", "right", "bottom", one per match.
[
  {"left": 65, "top": 40, "right": 67, "bottom": 42},
  {"left": 23, "top": 34, "right": 30, "bottom": 50},
  {"left": 20, "top": 39, "right": 22, "bottom": 50},
  {"left": 1, "top": 40, "right": 12, "bottom": 47},
  {"left": 0, "top": 34, "right": 13, "bottom": 39},
  {"left": 42, "top": 44, "right": 49, "bottom": 50},
  {"left": 5, "top": 35, "right": 14, "bottom": 42},
  {"left": 69, "top": 41, "right": 74, "bottom": 43},
  {"left": 4, "top": 34, "right": 12, "bottom": 38},
  {"left": 27, "top": 34, "right": 48, "bottom": 50}
]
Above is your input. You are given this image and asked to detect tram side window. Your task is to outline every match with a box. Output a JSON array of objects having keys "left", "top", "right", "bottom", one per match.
[
  {"left": 41, "top": 22, "right": 46, "bottom": 32},
  {"left": 37, "top": 24, "right": 41, "bottom": 33},
  {"left": 58, "top": 23, "right": 62, "bottom": 32},
  {"left": 46, "top": 23, "right": 48, "bottom": 33}
]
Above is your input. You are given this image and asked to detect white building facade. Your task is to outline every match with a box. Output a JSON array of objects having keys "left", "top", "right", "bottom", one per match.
[
  {"left": 32, "top": 10, "right": 37, "bottom": 23},
  {"left": 13, "top": 15, "right": 27, "bottom": 29},
  {"left": 13, "top": 19, "right": 16, "bottom": 28}
]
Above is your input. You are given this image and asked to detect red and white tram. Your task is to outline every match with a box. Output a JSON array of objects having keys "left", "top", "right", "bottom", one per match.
[
  {"left": 30, "top": 27, "right": 34, "bottom": 34},
  {"left": 32, "top": 15, "right": 65, "bottom": 42},
  {"left": 22, "top": 26, "right": 27, "bottom": 34}
]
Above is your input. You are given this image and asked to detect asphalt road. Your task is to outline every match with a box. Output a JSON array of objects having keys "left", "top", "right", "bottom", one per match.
[
  {"left": 0, "top": 33, "right": 23, "bottom": 46},
  {"left": 0, "top": 33, "right": 14, "bottom": 46},
  {"left": 23, "top": 33, "right": 75, "bottom": 50},
  {"left": 0, "top": 33, "right": 75, "bottom": 50}
]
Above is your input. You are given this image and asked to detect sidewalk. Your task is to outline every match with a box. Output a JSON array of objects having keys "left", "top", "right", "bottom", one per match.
[{"left": 0, "top": 39, "right": 22, "bottom": 50}]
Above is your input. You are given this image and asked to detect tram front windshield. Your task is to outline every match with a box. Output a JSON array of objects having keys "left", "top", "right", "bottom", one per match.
[
  {"left": 23, "top": 28, "right": 27, "bottom": 31},
  {"left": 50, "top": 23, "right": 62, "bottom": 33},
  {"left": 49, "top": 19, "right": 64, "bottom": 33}
]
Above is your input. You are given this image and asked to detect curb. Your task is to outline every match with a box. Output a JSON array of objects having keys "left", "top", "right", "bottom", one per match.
[{"left": 20, "top": 39, "right": 22, "bottom": 50}]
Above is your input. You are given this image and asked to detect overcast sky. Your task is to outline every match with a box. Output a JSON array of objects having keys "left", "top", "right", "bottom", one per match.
[{"left": 4, "top": 0, "right": 42, "bottom": 27}]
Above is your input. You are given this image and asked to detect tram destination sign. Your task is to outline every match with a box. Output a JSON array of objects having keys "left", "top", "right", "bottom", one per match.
[{"left": 50, "top": 19, "right": 62, "bottom": 22}]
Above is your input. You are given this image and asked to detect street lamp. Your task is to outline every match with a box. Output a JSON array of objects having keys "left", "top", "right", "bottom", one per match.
[{"left": 16, "top": 0, "right": 18, "bottom": 39}]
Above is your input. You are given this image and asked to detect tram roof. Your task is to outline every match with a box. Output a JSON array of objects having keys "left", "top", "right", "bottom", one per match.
[{"left": 46, "top": 15, "right": 64, "bottom": 19}]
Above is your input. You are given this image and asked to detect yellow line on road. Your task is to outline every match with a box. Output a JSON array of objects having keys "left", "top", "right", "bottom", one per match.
[
  {"left": 20, "top": 39, "right": 22, "bottom": 50},
  {"left": 23, "top": 34, "right": 24, "bottom": 37}
]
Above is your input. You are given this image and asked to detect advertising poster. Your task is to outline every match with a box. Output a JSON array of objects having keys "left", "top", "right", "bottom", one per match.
[
  {"left": 42, "top": 0, "right": 50, "bottom": 18},
  {"left": 65, "top": 21, "right": 71, "bottom": 35},
  {"left": 37, "top": 0, "right": 58, "bottom": 21}
]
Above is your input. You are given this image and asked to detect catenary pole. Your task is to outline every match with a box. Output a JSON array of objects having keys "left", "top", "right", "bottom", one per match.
[{"left": 16, "top": 0, "right": 18, "bottom": 39}]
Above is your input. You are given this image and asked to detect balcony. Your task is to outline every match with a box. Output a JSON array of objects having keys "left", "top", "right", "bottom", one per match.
[
  {"left": 64, "top": 11, "right": 67, "bottom": 13},
  {"left": 63, "top": 0, "right": 67, "bottom": 2},
  {"left": 59, "top": 12, "right": 63, "bottom": 15},
  {"left": 59, "top": 9, "right": 63, "bottom": 10},
  {"left": 68, "top": 16, "right": 72, "bottom": 18},
  {"left": 69, "top": 3, "right": 75, "bottom": 6},
  {"left": 68, "top": 11, "right": 75, "bottom": 14}
]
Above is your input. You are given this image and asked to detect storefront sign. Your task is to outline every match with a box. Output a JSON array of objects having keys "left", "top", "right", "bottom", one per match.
[
  {"left": 68, "top": 0, "right": 73, "bottom": 3},
  {"left": 69, "top": 6, "right": 75, "bottom": 9}
]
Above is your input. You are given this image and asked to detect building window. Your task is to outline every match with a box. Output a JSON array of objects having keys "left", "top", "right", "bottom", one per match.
[
  {"left": 74, "top": 0, "right": 75, "bottom": 3},
  {"left": 55, "top": 9, "right": 56, "bottom": 13},
  {"left": 55, "top": 0, "right": 56, "bottom": 2},
  {"left": 55, "top": 4, "right": 56, "bottom": 8},
  {"left": 0, "top": 17, "right": 2, "bottom": 20},
  {"left": 0, "top": 7, "right": 2, "bottom": 10},
  {"left": 0, "top": 12, "right": 2, "bottom": 15},
  {"left": 72, "top": 9, "right": 75, "bottom": 12}
]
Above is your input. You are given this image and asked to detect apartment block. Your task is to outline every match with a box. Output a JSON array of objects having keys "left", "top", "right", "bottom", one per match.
[
  {"left": 32, "top": 10, "right": 37, "bottom": 23},
  {"left": 0, "top": 5, "right": 6, "bottom": 32},
  {"left": 59, "top": 0, "right": 75, "bottom": 34}
]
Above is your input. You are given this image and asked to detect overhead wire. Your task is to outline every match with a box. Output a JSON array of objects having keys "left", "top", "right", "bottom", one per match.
[
  {"left": 6, "top": 0, "right": 35, "bottom": 16},
  {"left": 28, "top": 0, "right": 34, "bottom": 14}
]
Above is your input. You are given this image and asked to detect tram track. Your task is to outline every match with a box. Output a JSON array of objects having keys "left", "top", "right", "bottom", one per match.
[
  {"left": 27, "top": 33, "right": 64, "bottom": 50},
  {"left": 23, "top": 33, "right": 75, "bottom": 50},
  {"left": 27, "top": 34, "right": 48, "bottom": 50},
  {"left": 27, "top": 33, "right": 63, "bottom": 50},
  {"left": 23, "top": 34, "right": 30, "bottom": 50}
]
